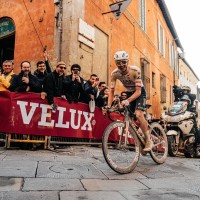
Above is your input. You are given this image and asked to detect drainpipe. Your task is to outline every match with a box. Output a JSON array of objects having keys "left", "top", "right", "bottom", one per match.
[{"left": 57, "top": 0, "right": 63, "bottom": 61}]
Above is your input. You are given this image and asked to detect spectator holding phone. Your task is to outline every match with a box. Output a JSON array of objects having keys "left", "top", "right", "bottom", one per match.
[
  {"left": 111, "top": 94, "right": 121, "bottom": 108},
  {"left": 43, "top": 61, "right": 67, "bottom": 112},
  {"left": 96, "top": 86, "right": 109, "bottom": 108},
  {"left": 83, "top": 74, "right": 99, "bottom": 104},
  {"left": 64, "top": 64, "right": 85, "bottom": 103},
  {"left": 9, "top": 61, "right": 42, "bottom": 93}
]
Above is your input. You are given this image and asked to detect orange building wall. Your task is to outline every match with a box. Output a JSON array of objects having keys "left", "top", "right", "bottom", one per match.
[
  {"left": 0, "top": 0, "right": 178, "bottom": 119},
  {"left": 0, "top": 0, "right": 55, "bottom": 74},
  {"left": 84, "top": 0, "right": 176, "bottom": 118}
]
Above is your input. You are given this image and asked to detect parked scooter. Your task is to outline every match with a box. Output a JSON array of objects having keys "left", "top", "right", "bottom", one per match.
[{"left": 161, "top": 86, "right": 200, "bottom": 158}]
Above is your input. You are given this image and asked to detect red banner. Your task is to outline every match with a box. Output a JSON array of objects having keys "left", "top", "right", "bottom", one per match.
[{"left": 0, "top": 91, "right": 112, "bottom": 139}]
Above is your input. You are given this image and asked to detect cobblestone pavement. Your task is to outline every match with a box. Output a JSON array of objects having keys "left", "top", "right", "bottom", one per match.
[{"left": 0, "top": 145, "right": 200, "bottom": 200}]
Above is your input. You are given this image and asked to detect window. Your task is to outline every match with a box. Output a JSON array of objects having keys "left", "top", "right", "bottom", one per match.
[
  {"left": 139, "top": 0, "right": 146, "bottom": 31},
  {"left": 169, "top": 40, "right": 175, "bottom": 69},
  {"left": 160, "top": 74, "right": 166, "bottom": 103},
  {"left": 158, "top": 21, "right": 165, "bottom": 57},
  {"left": 141, "top": 58, "right": 150, "bottom": 99},
  {"left": 152, "top": 72, "right": 156, "bottom": 88},
  {"left": 170, "top": 85, "right": 174, "bottom": 103}
]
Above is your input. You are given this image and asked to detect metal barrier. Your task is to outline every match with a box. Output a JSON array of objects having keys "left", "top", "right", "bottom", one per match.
[
  {"left": 48, "top": 136, "right": 102, "bottom": 148},
  {"left": 0, "top": 133, "right": 6, "bottom": 147},
  {"left": 2, "top": 133, "right": 101, "bottom": 150},
  {"left": 6, "top": 133, "right": 48, "bottom": 149}
]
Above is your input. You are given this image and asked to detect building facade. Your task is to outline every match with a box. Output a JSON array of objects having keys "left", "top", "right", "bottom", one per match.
[{"left": 1, "top": 0, "right": 197, "bottom": 119}]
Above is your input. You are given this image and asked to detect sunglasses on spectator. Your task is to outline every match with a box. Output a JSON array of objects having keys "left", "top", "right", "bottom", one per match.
[
  {"left": 72, "top": 68, "right": 80, "bottom": 71},
  {"left": 59, "top": 66, "right": 66, "bottom": 69},
  {"left": 115, "top": 60, "right": 128, "bottom": 66}
]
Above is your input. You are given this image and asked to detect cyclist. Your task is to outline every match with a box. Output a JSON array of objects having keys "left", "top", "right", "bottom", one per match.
[{"left": 108, "top": 50, "right": 153, "bottom": 152}]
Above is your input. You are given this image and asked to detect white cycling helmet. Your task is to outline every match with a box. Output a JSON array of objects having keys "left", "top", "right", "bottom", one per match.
[{"left": 114, "top": 50, "right": 129, "bottom": 61}]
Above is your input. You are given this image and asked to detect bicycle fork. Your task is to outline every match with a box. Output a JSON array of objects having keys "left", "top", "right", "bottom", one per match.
[{"left": 118, "top": 120, "right": 129, "bottom": 148}]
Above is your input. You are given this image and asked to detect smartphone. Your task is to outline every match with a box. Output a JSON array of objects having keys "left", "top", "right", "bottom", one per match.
[
  {"left": 43, "top": 45, "right": 47, "bottom": 52},
  {"left": 114, "top": 94, "right": 119, "bottom": 99},
  {"left": 73, "top": 70, "right": 79, "bottom": 75},
  {"left": 96, "top": 77, "right": 99, "bottom": 81}
]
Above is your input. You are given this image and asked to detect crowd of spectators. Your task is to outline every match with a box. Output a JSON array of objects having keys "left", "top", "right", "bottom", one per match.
[
  {"left": 0, "top": 51, "right": 128, "bottom": 149},
  {"left": 0, "top": 52, "right": 128, "bottom": 110}
]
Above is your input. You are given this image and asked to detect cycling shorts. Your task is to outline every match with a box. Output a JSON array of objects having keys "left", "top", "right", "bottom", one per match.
[{"left": 126, "top": 87, "right": 146, "bottom": 113}]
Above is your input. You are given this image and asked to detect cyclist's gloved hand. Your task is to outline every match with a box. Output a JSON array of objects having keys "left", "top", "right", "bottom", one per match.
[{"left": 121, "top": 99, "right": 129, "bottom": 106}]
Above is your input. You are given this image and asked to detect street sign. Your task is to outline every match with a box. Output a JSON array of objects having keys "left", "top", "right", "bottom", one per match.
[{"left": 109, "top": 0, "right": 132, "bottom": 20}]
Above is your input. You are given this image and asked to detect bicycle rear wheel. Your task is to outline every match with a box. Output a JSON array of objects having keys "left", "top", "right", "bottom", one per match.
[
  {"left": 102, "top": 121, "right": 140, "bottom": 174},
  {"left": 149, "top": 122, "right": 168, "bottom": 164}
]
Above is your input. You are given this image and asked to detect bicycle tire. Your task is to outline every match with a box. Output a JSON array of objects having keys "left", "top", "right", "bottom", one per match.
[
  {"left": 102, "top": 121, "right": 140, "bottom": 174},
  {"left": 149, "top": 122, "right": 168, "bottom": 164}
]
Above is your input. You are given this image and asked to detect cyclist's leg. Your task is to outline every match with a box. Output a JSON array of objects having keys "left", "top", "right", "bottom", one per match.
[{"left": 134, "top": 97, "right": 153, "bottom": 151}]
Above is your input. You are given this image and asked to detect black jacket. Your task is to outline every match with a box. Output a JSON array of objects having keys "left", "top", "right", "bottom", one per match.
[
  {"left": 84, "top": 80, "right": 98, "bottom": 103},
  {"left": 64, "top": 74, "right": 85, "bottom": 103},
  {"left": 43, "top": 70, "right": 65, "bottom": 104},
  {"left": 9, "top": 72, "right": 42, "bottom": 93},
  {"left": 33, "top": 60, "right": 52, "bottom": 88}
]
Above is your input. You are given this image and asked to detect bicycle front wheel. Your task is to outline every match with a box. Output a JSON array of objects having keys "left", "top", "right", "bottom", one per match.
[
  {"left": 149, "top": 122, "right": 168, "bottom": 164},
  {"left": 102, "top": 121, "right": 140, "bottom": 174}
]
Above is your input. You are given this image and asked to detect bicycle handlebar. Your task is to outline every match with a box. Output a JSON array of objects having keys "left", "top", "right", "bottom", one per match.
[{"left": 106, "top": 106, "right": 126, "bottom": 122}]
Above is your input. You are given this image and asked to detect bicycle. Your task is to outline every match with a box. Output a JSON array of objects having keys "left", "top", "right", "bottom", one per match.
[{"left": 102, "top": 105, "right": 168, "bottom": 174}]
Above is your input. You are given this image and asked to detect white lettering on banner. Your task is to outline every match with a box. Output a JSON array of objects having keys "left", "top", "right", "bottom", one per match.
[
  {"left": 38, "top": 104, "right": 55, "bottom": 127},
  {"left": 69, "top": 109, "right": 82, "bottom": 129},
  {"left": 17, "top": 100, "right": 95, "bottom": 131},
  {"left": 81, "top": 112, "right": 94, "bottom": 131},
  {"left": 55, "top": 107, "right": 69, "bottom": 128},
  {"left": 17, "top": 101, "right": 39, "bottom": 124}
]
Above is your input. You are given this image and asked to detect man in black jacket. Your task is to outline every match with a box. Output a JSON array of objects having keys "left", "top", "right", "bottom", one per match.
[
  {"left": 34, "top": 51, "right": 52, "bottom": 99},
  {"left": 84, "top": 74, "right": 99, "bottom": 104},
  {"left": 43, "top": 61, "right": 67, "bottom": 112},
  {"left": 9, "top": 61, "right": 42, "bottom": 93},
  {"left": 64, "top": 64, "right": 85, "bottom": 103}
]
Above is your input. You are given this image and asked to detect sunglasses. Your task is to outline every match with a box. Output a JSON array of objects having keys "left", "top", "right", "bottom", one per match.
[
  {"left": 59, "top": 66, "right": 66, "bottom": 69},
  {"left": 115, "top": 60, "right": 128, "bottom": 66},
  {"left": 72, "top": 68, "right": 80, "bottom": 71}
]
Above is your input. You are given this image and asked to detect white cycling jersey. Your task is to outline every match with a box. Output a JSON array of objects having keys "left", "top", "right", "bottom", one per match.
[{"left": 111, "top": 65, "right": 143, "bottom": 92}]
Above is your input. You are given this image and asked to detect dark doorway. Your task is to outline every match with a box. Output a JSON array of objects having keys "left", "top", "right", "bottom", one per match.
[{"left": 0, "top": 33, "right": 15, "bottom": 67}]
